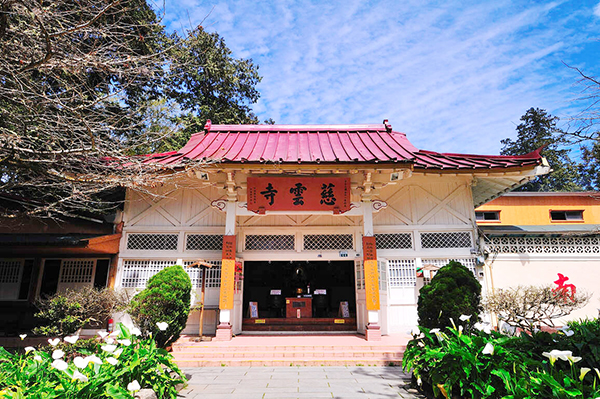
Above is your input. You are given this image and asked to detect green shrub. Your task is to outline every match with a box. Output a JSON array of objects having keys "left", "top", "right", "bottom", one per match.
[
  {"left": 417, "top": 260, "right": 482, "bottom": 329},
  {"left": 128, "top": 265, "right": 192, "bottom": 348},
  {"left": 33, "top": 287, "right": 127, "bottom": 337},
  {"left": 0, "top": 323, "right": 185, "bottom": 398}
]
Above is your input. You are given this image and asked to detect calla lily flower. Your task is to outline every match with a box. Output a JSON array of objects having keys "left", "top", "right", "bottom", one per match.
[
  {"left": 98, "top": 331, "right": 109, "bottom": 339},
  {"left": 105, "top": 338, "right": 115, "bottom": 344},
  {"left": 73, "top": 370, "right": 89, "bottom": 382},
  {"left": 482, "top": 343, "right": 494, "bottom": 355},
  {"left": 19, "top": 334, "right": 27, "bottom": 340},
  {"left": 543, "top": 350, "right": 572, "bottom": 365},
  {"left": 52, "top": 349, "right": 64, "bottom": 360},
  {"left": 580, "top": 367, "right": 591, "bottom": 381},
  {"left": 156, "top": 322, "right": 169, "bottom": 331},
  {"left": 73, "top": 356, "right": 89, "bottom": 369},
  {"left": 117, "top": 339, "right": 131, "bottom": 346},
  {"left": 459, "top": 314, "right": 471, "bottom": 322},
  {"left": 85, "top": 355, "right": 102, "bottom": 365},
  {"left": 429, "top": 328, "right": 440, "bottom": 334},
  {"left": 24, "top": 346, "right": 35, "bottom": 354},
  {"left": 51, "top": 359, "right": 68, "bottom": 371},
  {"left": 101, "top": 344, "right": 117, "bottom": 353},
  {"left": 48, "top": 338, "right": 60, "bottom": 346},
  {"left": 114, "top": 348, "right": 124, "bottom": 357},
  {"left": 64, "top": 335, "right": 78, "bottom": 344},
  {"left": 127, "top": 380, "right": 141, "bottom": 392},
  {"left": 34, "top": 354, "right": 42, "bottom": 362},
  {"left": 131, "top": 327, "right": 142, "bottom": 336},
  {"left": 106, "top": 357, "right": 119, "bottom": 366}
]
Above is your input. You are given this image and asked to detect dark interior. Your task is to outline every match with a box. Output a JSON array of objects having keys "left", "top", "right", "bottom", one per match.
[{"left": 242, "top": 260, "right": 356, "bottom": 318}]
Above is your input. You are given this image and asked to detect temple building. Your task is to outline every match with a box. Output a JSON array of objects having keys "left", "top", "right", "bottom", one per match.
[{"left": 112, "top": 121, "right": 548, "bottom": 340}]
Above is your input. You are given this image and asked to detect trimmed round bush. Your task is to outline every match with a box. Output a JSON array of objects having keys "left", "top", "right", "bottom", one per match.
[
  {"left": 129, "top": 265, "right": 192, "bottom": 348},
  {"left": 417, "top": 260, "right": 481, "bottom": 329}
]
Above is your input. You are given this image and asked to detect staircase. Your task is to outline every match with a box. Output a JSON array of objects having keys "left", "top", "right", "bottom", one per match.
[{"left": 171, "top": 334, "right": 407, "bottom": 367}]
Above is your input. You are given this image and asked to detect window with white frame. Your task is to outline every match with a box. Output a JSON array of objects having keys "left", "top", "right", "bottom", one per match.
[
  {"left": 126, "top": 233, "right": 178, "bottom": 251},
  {"left": 420, "top": 232, "right": 472, "bottom": 249},
  {"left": 183, "top": 260, "right": 222, "bottom": 288},
  {"left": 186, "top": 234, "right": 223, "bottom": 251},
  {"left": 304, "top": 234, "right": 354, "bottom": 251},
  {"left": 375, "top": 233, "right": 413, "bottom": 250},
  {"left": 420, "top": 258, "right": 477, "bottom": 285},
  {"left": 244, "top": 234, "right": 295, "bottom": 251},
  {"left": 121, "top": 260, "right": 177, "bottom": 288},
  {"left": 0, "top": 259, "right": 33, "bottom": 300},
  {"left": 387, "top": 259, "right": 417, "bottom": 288},
  {"left": 355, "top": 261, "right": 364, "bottom": 290}
]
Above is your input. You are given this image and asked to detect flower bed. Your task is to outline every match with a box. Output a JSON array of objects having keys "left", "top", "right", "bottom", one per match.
[
  {"left": 0, "top": 323, "right": 185, "bottom": 398},
  {"left": 402, "top": 318, "right": 600, "bottom": 399}
]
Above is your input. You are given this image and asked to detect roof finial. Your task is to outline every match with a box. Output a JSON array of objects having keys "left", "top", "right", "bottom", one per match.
[
  {"left": 383, "top": 119, "right": 391, "bottom": 132},
  {"left": 204, "top": 119, "right": 212, "bottom": 133}
]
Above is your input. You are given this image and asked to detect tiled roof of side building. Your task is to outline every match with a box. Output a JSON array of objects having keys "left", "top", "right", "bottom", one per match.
[{"left": 145, "top": 122, "right": 544, "bottom": 171}]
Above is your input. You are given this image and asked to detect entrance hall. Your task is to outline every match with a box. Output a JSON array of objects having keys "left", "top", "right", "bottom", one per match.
[{"left": 242, "top": 260, "right": 357, "bottom": 332}]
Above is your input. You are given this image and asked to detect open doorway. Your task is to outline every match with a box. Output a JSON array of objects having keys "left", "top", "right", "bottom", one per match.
[{"left": 242, "top": 260, "right": 356, "bottom": 332}]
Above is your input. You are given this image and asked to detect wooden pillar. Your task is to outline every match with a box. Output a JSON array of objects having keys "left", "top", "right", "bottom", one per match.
[
  {"left": 363, "top": 200, "right": 381, "bottom": 341},
  {"left": 216, "top": 200, "right": 236, "bottom": 341}
]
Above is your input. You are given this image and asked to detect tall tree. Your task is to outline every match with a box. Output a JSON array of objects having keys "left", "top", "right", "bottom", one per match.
[
  {"left": 500, "top": 108, "right": 581, "bottom": 192},
  {"left": 0, "top": 1, "right": 263, "bottom": 218}
]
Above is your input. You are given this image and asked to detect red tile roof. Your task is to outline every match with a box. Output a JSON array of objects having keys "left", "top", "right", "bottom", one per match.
[{"left": 147, "top": 123, "right": 543, "bottom": 171}]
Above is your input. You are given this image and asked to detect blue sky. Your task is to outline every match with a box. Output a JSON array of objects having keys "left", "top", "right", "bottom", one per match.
[{"left": 160, "top": 0, "right": 600, "bottom": 155}]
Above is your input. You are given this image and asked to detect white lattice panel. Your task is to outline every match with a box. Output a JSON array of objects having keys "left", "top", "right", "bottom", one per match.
[
  {"left": 186, "top": 235, "right": 223, "bottom": 251},
  {"left": 378, "top": 260, "right": 388, "bottom": 291},
  {"left": 303, "top": 234, "right": 354, "bottom": 251},
  {"left": 245, "top": 235, "right": 295, "bottom": 251},
  {"left": 375, "top": 233, "right": 413, "bottom": 250},
  {"left": 388, "top": 259, "right": 416, "bottom": 288},
  {"left": 121, "top": 260, "right": 177, "bottom": 288},
  {"left": 486, "top": 236, "right": 600, "bottom": 254},
  {"left": 355, "top": 261, "right": 365, "bottom": 290},
  {"left": 0, "top": 259, "right": 22, "bottom": 283},
  {"left": 420, "top": 232, "right": 471, "bottom": 249},
  {"left": 421, "top": 258, "right": 477, "bottom": 279},
  {"left": 59, "top": 260, "right": 95, "bottom": 283},
  {"left": 126, "top": 234, "right": 178, "bottom": 251},
  {"left": 183, "top": 260, "right": 222, "bottom": 288}
]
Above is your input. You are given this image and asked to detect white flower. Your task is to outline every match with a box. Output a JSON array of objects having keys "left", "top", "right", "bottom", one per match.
[
  {"left": 101, "top": 344, "right": 117, "bottom": 353},
  {"left": 580, "top": 367, "right": 591, "bottom": 381},
  {"left": 73, "top": 370, "right": 89, "bottom": 382},
  {"left": 73, "top": 356, "right": 89, "bottom": 369},
  {"left": 105, "top": 338, "right": 115, "bottom": 344},
  {"left": 117, "top": 339, "right": 131, "bottom": 346},
  {"left": 127, "top": 380, "right": 141, "bottom": 392},
  {"left": 543, "top": 350, "right": 572, "bottom": 365},
  {"left": 156, "top": 322, "right": 168, "bottom": 331},
  {"left": 34, "top": 355, "right": 42, "bottom": 362},
  {"left": 564, "top": 330, "right": 575, "bottom": 337},
  {"left": 64, "top": 335, "right": 78, "bottom": 344},
  {"left": 482, "top": 343, "right": 494, "bottom": 355},
  {"left": 417, "top": 377, "right": 422, "bottom": 386},
  {"left": 85, "top": 355, "right": 102, "bottom": 365},
  {"left": 97, "top": 331, "right": 109, "bottom": 339},
  {"left": 48, "top": 338, "right": 60, "bottom": 346},
  {"left": 109, "top": 331, "right": 120, "bottom": 338},
  {"left": 131, "top": 327, "right": 142, "bottom": 336},
  {"left": 24, "top": 346, "right": 35, "bottom": 354},
  {"left": 52, "top": 349, "right": 65, "bottom": 360},
  {"left": 19, "top": 334, "right": 27, "bottom": 340},
  {"left": 459, "top": 314, "right": 471, "bottom": 322},
  {"left": 429, "top": 328, "right": 440, "bottom": 334},
  {"left": 51, "top": 359, "right": 68, "bottom": 371},
  {"left": 567, "top": 354, "right": 582, "bottom": 364},
  {"left": 106, "top": 357, "right": 118, "bottom": 366},
  {"left": 113, "top": 348, "right": 124, "bottom": 357},
  {"left": 458, "top": 325, "right": 463, "bottom": 335}
]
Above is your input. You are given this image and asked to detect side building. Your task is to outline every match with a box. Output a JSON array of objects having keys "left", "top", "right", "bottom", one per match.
[
  {"left": 114, "top": 122, "right": 548, "bottom": 340},
  {"left": 476, "top": 192, "right": 600, "bottom": 322}
]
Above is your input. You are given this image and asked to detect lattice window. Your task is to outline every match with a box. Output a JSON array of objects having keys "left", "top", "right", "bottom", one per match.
[
  {"left": 420, "top": 232, "right": 471, "bottom": 249},
  {"left": 186, "top": 234, "right": 223, "bottom": 251},
  {"left": 378, "top": 261, "right": 387, "bottom": 291},
  {"left": 59, "top": 259, "right": 95, "bottom": 283},
  {"left": 183, "top": 260, "right": 222, "bottom": 288},
  {"left": 304, "top": 234, "right": 354, "bottom": 251},
  {"left": 126, "top": 234, "right": 178, "bottom": 251},
  {"left": 486, "top": 236, "right": 600, "bottom": 254},
  {"left": 245, "top": 235, "right": 295, "bottom": 251},
  {"left": 388, "top": 259, "right": 417, "bottom": 288},
  {"left": 421, "top": 258, "right": 477, "bottom": 284},
  {"left": 0, "top": 259, "right": 22, "bottom": 283},
  {"left": 121, "top": 260, "right": 177, "bottom": 288},
  {"left": 375, "top": 233, "right": 413, "bottom": 250},
  {"left": 355, "top": 261, "right": 365, "bottom": 290}
]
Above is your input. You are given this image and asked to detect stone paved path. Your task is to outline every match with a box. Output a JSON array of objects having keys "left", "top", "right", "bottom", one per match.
[{"left": 178, "top": 366, "right": 424, "bottom": 399}]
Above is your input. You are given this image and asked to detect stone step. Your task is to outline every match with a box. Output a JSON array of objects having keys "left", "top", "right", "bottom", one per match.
[
  {"left": 173, "top": 350, "right": 404, "bottom": 359},
  {"left": 172, "top": 344, "right": 406, "bottom": 352},
  {"left": 173, "top": 358, "right": 403, "bottom": 367}
]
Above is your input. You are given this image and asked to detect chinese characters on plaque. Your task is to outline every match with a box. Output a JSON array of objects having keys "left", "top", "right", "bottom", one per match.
[
  {"left": 362, "top": 236, "right": 380, "bottom": 311},
  {"left": 219, "top": 235, "right": 236, "bottom": 310},
  {"left": 247, "top": 177, "right": 351, "bottom": 213}
]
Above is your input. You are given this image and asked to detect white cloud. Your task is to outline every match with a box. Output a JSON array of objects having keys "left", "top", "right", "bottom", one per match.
[
  {"left": 594, "top": 2, "right": 600, "bottom": 17},
  {"left": 163, "top": 0, "right": 600, "bottom": 155}
]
